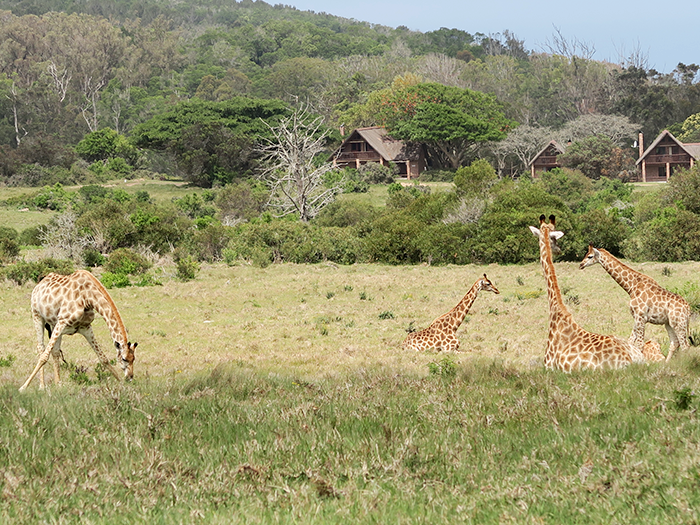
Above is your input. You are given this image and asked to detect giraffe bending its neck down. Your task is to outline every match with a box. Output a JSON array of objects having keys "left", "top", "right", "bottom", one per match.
[
  {"left": 580, "top": 245, "right": 690, "bottom": 361},
  {"left": 402, "top": 274, "right": 500, "bottom": 352},
  {"left": 530, "top": 215, "right": 645, "bottom": 371},
  {"left": 19, "top": 270, "right": 137, "bottom": 391}
]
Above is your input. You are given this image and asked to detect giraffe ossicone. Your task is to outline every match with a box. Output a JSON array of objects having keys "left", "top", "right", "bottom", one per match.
[
  {"left": 402, "top": 273, "right": 499, "bottom": 352},
  {"left": 531, "top": 214, "right": 649, "bottom": 371},
  {"left": 19, "top": 270, "right": 137, "bottom": 392},
  {"left": 580, "top": 244, "right": 690, "bottom": 362}
]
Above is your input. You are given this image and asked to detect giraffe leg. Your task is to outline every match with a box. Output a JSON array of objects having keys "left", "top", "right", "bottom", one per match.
[
  {"left": 79, "top": 326, "right": 121, "bottom": 380},
  {"left": 32, "top": 312, "right": 46, "bottom": 389},
  {"left": 629, "top": 317, "right": 647, "bottom": 353},
  {"left": 20, "top": 320, "right": 67, "bottom": 392},
  {"left": 51, "top": 334, "right": 63, "bottom": 385},
  {"left": 665, "top": 323, "right": 681, "bottom": 362}
]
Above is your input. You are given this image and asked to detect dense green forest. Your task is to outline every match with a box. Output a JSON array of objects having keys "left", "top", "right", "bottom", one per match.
[{"left": 1, "top": 0, "right": 700, "bottom": 274}]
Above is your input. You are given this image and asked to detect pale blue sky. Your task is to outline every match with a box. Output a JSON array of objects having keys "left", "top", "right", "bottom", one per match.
[{"left": 288, "top": 0, "right": 698, "bottom": 74}]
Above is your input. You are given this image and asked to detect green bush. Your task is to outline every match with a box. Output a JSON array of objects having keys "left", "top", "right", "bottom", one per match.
[
  {"left": 0, "top": 227, "right": 20, "bottom": 263},
  {"left": 2, "top": 258, "right": 74, "bottom": 286},
  {"left": 359, "top": 162, "right": 395, "bottom": 184},
  {"left": 226, "top": 220, "right": 362, "bottom": 266},
  {"left": 83, "top": 248, "right": 106, "bottom": 268},
  {"left": 100, "top": 271, "right": 132, "bottom": 288},
  {"left": 104, "top": 248, "right": 152, "bottom": 275},
  {"left": 20, "top": 226, "right": 43, "bottom": 247},
  {"left": 175, "top": 255, "right": 200, "bottom": 282}
]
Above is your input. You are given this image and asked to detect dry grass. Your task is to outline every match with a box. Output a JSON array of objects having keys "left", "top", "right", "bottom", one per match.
[{"left": 2, "top": 259, "right": 698, "bottom": 388}]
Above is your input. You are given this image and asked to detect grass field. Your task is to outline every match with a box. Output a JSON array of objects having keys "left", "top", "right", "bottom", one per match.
[{"left": 1, "top": 259, "right": 700, "bottom": 523}]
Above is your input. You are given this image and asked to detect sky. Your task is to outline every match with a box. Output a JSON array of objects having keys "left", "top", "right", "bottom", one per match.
[{"left": 287, "top": 0, "right": 698, "bottom": 74}]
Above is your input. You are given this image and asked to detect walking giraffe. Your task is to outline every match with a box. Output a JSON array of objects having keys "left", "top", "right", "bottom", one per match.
[
  {"left": 402, "top": 274, "right": 500, "bottom": 352},
  {"left": 530, "top": 215, "right": 651, "bottom": 371},
  {"left": 580, "top": 245, "right": 690, "bottom": 361},
  {"left": 19, "top": 270, "right": 137, "bottom": 391}
]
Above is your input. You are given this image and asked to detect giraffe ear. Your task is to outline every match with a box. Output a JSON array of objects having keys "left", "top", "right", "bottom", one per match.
[
  {"left": 529, "top": 226, "right": 541, "bottom": 238},
  {"left": 551, "top": 231, "right": 564, "bottom": 240}
]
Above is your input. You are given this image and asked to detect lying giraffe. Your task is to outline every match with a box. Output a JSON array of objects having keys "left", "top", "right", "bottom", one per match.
[
  {"left": 402, "top": 274, "right": 499, "bottom": 352},
  {"left": 580, "top": 245, "right": 690, "bottom": 361},
  {"left": 530, "top": 215, "right": 648, "bottom": 371},
  {"left": 19, "top": 270, "right": 137, "bottom": 391}
]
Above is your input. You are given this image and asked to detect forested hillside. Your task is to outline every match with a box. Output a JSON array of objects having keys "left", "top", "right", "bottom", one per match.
[{"left": 1, "top": 0, "right": 700, "bottom": 272}]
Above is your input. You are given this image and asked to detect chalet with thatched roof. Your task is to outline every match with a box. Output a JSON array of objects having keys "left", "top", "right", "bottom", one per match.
[
  {"left": 636, "top": 130, "right": 700, "bottom": 182},
  {"left": 529, "top": 140, "right": 566, "bottom": 178},
  {"left": 331, "top": 126, "right": 426, "bottom": 179}
]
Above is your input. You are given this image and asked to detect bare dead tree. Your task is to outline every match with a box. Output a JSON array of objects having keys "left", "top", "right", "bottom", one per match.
[
  {"left": 258, "top": 108, "right": 344, "bottom": 222},
  {"left": 615, "top": 40, "right": 650, "bottom": 71},
  {"left": 47, "top": 60, "right": 71, "bottom": 102},
  {"left": 540, "top": 26, "right": 596, "bottom": 60},
  {"left": 80, "top": 76, "right": 106, "bottom": 132},
  {"left": 7, "top": 81, "right": 28, "bottom": 147},
  {"left": 40, "top": 211, "right": 98, "bottom": 261}
]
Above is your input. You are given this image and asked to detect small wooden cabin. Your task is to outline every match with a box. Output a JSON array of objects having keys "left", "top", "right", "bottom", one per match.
[
  {"left": 636, "top": 130, "right": 700, "bottom": 182},
  {"left": 331, "top": 126, "right": 426, "bottom": 179},
  {"left": 529, "top": 140, "right": 566, "bottom": 178}
]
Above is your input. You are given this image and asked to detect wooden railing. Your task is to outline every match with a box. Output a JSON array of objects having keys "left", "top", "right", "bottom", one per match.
[
  {"left": 336, "top": 152, "right": 382, "bottom": 161},
  {"left": 644, "top": 154, "right": 690, "bottom": 164}
]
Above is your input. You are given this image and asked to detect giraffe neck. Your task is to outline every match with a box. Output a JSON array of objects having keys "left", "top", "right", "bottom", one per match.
[
  {"left": 441, "top": 280, "right": 481, "bottom": 331},
  {"left": 595, "top": 248, "right": 641, "bottom": 295},
  {"left": 539, "top": 229, "right": 574, "bottom": 328},
  {"left": 82, "top": 272, "right": 129, "bottom": 347}
]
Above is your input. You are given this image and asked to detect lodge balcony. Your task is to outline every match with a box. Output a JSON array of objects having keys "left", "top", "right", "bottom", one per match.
[
  {"left": 535, "top": 156, "right": 559, "bottom": 166},
  {"left": 334, "top": 152, "right": 382, "bottom": 164},
  {"left": 644, "top": 154, "right": 691, "bottom": 164}
]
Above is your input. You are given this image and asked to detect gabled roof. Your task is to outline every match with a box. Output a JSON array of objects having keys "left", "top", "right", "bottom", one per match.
[
  {"left": 636, "top": 129, "right": 700, "bottom": 165},
  {"left": 528, "top": 140, "right": 566, "bottom": 167},
  {"left": 334, "top": 126, "right": 414, "bottom": 161}
]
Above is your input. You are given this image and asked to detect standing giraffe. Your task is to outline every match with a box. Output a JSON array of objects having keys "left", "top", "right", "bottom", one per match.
[
  {"left": 530, "top": 215, "right": 646, "bottom": 371},
  {"left": 402, "top": 274, "right": 500, "bottom": 352},
  {"left": 580, "top": 245, "right": 690, "bottom": 361},
  {"left": 19, "top": 270, "right": 137, "bottom": 391}
]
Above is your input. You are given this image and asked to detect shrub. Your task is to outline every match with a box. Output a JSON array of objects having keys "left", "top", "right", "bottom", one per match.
[
  {"left": 0, "top": 226, "right": 20, "bottom": 263},
  {"left": 2, "top": 258, "right": 74, "bottom": 286},
  {"left": 175, "top": 255, "right": 200, "bottom": 282},
  {"left": 453, "top": 159, "right": 497, "bottom": 197},
  {"left": 359, "top": 162, "right": 395, "bottom": 184},
  {"left": 100, "top": 271, "right": 131, "bottom": 288},
  {"left": 104, "top": 248, "right": 152, "bottom": 275},
  {"left": 20, "top": 227, "right": 43, "bottom": 247},
  {"left": 185, "top": 222, "right": 233, "bottom": 262},
  {"left": 83, "top": 249, "right": 106, "bottom": 268}
]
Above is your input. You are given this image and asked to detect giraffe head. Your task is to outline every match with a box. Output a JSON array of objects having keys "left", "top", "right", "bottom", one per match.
[
  {"left": 115, "top": 341, "right": 137, "bottom": 381},
  {"left": 529, "top": 214, "right": 564, "bottom": 253},
  {"left": 579, "top": 244, "right": 602, "bottom": 270},
  {"left": 478, "top": 274, "right": 500, "bottom": 295}
]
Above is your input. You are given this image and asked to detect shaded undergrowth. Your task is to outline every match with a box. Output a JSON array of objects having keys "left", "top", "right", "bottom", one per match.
[{"left": 2, "top": 356, "right": 700, "bottom": 524}]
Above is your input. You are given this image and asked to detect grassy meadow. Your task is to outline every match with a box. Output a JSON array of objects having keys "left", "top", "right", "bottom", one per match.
[
  {"left": 1, "top": 259, "right": 700, "bottom": 523},
  {"left": 3, "top": 180, "right": 700, "bottom": 522}
]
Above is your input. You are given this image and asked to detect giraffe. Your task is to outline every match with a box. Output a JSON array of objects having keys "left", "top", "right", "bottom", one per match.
[
  {"left": 580, "top": 245, "right": 690, "bottom": 361},
  {"left": 19, "top": 270, "right": 137, "bottom": 391},
  {"left": 530, "top": 215, "right": 646, "bottom": 371},
  {"left": 402, "top": 274, "right": 500, "bottom": 352}
]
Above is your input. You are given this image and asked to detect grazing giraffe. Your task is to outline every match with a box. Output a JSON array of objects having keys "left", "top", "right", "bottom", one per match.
[
  {"left": 580, "top": 245, "right": 690, "bottom": 361},
  {"left": 19, "top": 270, "right": 137, "bottom": 391},
  {"left": 530, "top": 215, "right": 645, "bottom": 371},
  {"left": 402, "top": 274, "right": 500, "bottom": 352}
]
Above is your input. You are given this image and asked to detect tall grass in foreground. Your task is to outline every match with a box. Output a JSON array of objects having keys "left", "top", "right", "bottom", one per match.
[{"left": 2, "top": 357, "right": 700, "bottom": 524}]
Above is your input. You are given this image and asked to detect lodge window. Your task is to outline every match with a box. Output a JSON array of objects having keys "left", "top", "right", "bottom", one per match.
[
  {"left": 655, "top": 146, "right": 666, "bottom": 154},
  {"left": 350, "top": 142, "right": 363, "bottom": 152}
]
